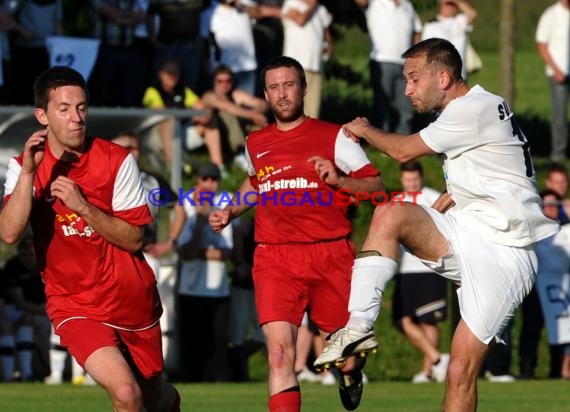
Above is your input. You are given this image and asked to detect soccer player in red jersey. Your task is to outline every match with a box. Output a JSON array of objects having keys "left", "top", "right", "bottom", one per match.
[
  {"left": 210, "top": 56, "right": 383, "bottom": 411},
  {"left": 0, "top": 66, "right": 179, "bottom": 412}
]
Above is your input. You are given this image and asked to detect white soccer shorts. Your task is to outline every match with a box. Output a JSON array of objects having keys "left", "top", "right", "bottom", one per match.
[{"left": 419, "top": 206, "right": 538, "bottom": 344}]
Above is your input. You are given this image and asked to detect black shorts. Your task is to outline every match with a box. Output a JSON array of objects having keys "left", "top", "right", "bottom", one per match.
[{"left": 392, "top": 272, "right": 448, "bottom": 324}]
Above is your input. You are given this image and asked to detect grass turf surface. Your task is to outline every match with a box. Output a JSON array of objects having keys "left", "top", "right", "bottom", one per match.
[{"left": 0, "top": 379, "right": 567, "bottom": 412}]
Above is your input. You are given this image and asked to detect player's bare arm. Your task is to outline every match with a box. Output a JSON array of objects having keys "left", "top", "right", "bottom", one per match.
[
  {"left": 50, "top": 175, "right": 144, "bottom": 253},
  {"left": 343, "top": 117, "right": 434, "bottom": 163},
  {"left": 284, "top": 0, "right": 318, "bottom": 26},
  {"left": 0, "top": 131, "right": 47, "bottom": 244},
  {"left": 202, "top": 91, "right": 268, "bottom": 127},
  {"left": 308, "top": 155, "right": 383, "bottom": 194},
  {"left": 454, "top": 0, "right": 478, "bottom": 25},
  {"left": 145, "top": 204, "right": 187, "bottom": 258},
  {"left": 536, "top": 42, "right": 566, "bottom": 84},
  {"left": 209, "top": 177, "right": 257, "bottom": 233}
]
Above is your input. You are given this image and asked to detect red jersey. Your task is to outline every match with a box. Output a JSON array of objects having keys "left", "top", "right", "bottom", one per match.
[
  {"left": 3, "top": 137, "right": 162, "bottom": 330},
  {"left": 245, "top": 117, "right": 379, "bottom": 244}
]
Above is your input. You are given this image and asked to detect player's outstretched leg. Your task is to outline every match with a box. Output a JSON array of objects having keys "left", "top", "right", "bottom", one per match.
[
  {"left": 315, "top": 253, "right": 394, "bottom": 371},
  {"left": 313, "top": 328, "right": 378, "bottom": 372}
]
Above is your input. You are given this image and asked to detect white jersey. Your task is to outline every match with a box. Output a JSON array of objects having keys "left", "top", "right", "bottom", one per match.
[
  {"left": 399, "top": 186, "right": 441, "bottom": 273},
  {"left": 535, "top": 2, "right": 570, "bottom": 77},
  {"left": 282, "top": 0, "right": 332, "bottom": 72},
  {"left": 365, "top": 0, "right": 422, "bottom": 64},
  {"left": 209, "top": 4, "right": 257, "bottom": 73},
  {"left": 420, "top": 85, "right": 559, "bottom": 247}
]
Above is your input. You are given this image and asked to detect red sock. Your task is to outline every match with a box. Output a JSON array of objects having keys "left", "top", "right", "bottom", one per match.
[{"left": 268, "top": 390, "right": 301, "bottom": 412}]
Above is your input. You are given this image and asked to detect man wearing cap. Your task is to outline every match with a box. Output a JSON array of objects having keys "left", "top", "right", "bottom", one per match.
[{"left": 149, "top": 162, "right": 233, "bottom": 381}]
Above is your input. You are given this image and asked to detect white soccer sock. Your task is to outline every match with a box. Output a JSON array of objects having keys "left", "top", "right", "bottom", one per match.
[
  {"left": 71, "top": 355, "right": 83, "bottom": 380},
  {"left": 347, "top": 256, "right": 397, "bottom": 332},
  {"left": 49, "top": 329, "right": 67, "bottom": 383},
  {"left": 16, "top": 326, "right": 34, "bottom": 379},
  {"left": 0, "top": 335, "right": 15, "bottom": 382}
]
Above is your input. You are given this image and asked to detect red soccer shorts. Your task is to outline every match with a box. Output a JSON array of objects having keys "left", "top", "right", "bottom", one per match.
[
  {"left": 253, "top": 238, "right": 354, "bottom": 333},
  {"left": 55, "top": 318, "right": 164, "bottom": 379}
]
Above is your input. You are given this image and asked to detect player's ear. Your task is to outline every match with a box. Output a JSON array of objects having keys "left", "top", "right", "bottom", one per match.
[
  {"left": 34, "top": 108, "right": 48, "bottom": 127},
  {"left": 439, "top": 69, "right": 453, "bottom": 90}
]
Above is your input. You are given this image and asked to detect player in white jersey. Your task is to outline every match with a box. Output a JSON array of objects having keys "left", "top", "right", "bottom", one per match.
[{"left": 314, "top": 38, "right": 560, "bottom": 411}]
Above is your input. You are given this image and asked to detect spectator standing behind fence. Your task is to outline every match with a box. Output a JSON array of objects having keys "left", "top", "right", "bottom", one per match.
[
  {"left": 88, "top": 0, "right": 148, "bottom": 107},
  {"left": 240, "top": 0, "right": 285, "bottom": 96},
  {"left": 9, "top": 0, "right": 63, "bottom": 106},
  {"left": 132, "top": 0, "right": 157, "bottom": 99},
  {"left": 176, "top": 163, "right": 233, "bottom": 381},
  {"left": 535, "top": 189, "right": 570, "bottom": 380},
  {"left": 392, "top": 161, "right": 449, "bottom": 384},
  {"left": 0, "top": 6, "right": 33, "bottom": 104},
  {"left": 143, "top": 58, "right": 225, "bottom": 174},
  {"left": 536, "top": 0, "right": 570, "bottom": 163},
  {"left": 207, "top": 0, "right": 258, "bottom": 95},
  {"left": 281, "top": 0, "right": 333, "bottom": 119},
  {"left": 355, "top": 0, "right": 422, "bottom": 134},
  {"left": 147, "top": 0, "right": 208, "bottom": 94},
  {"left": 421, "top": 0, "right": 477, "bottom": 81}
]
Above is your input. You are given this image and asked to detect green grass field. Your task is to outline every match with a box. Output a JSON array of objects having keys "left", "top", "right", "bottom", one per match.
[{"left": 0, "top": 380, "right": 568, "bottom": 412}]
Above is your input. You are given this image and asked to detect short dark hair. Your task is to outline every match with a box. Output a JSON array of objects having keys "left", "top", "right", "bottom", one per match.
[
  {"left": 213, "top": 64, "right": 233, "bottom": 79},
  {"left": 261, "top": 56, "right": 306, "bottom": 90},
  {"left": 547, "top": 162, "right": 569, "bottom": 178},
  {"left": 402, "top": 38, "right": 463, "bottom": 81},
  {"left": 34, "top": 66, "right": 88, "bottom": 110},
  {"left": 400, "top": 160, "right": 424, "bottom": 177},
  {"left": 540, "top": 189, "right": 562, "bottom": 203}
]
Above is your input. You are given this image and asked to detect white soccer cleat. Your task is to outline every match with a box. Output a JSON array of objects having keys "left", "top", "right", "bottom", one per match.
[
  {"left": 484, "top": 371, "right": 516, "bottom": 383},
  {"left": 313, "top": 328, "right": 378, "bottom": 372},
  {"left": 296, "top": 367, "right": 322, "bottom": 383},
  {"left": 411, "top": 371, "right": 431, "bottom": 384},
  {"left": 44, "top": 374, "right": 63, "bottom": 385},
  {"left": 431, "top": 353, "right": 450, "bottom": 383},
  {"left": 321, "top": 371, "right": 337, "bottom": 386}
]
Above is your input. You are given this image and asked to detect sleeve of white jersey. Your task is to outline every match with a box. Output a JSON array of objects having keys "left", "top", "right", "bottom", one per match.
[
  {"left": 319, "top": 4, "right": 333, "bottom": 28},
  {"left": 419, "top": 99, "right": 479, "bottom": 157},
  {"left": 333, "top": 129, "right": 372, "bottom": 175},
  {"left": 456, "top": 13, "right": 471, "bottom": 32},
  {"left": 244, "top": 145, "right": 256, "bottom": 177},
  {"left": 112, "top": 153, "right": 148, "bottom": 212},
  {"left": 4, "top": 158, "right": 23, "bottom": 198},
  {"left": 413, "top": 10, "right": 423, "bottom": 33},
  {"left": 535, "top": 8, "right": 551, "bottom": 43}
]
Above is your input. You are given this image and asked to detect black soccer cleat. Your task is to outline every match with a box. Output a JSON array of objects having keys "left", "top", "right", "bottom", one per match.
[{"left": 334, "top": 368, "right": 364, "bottom": 411}]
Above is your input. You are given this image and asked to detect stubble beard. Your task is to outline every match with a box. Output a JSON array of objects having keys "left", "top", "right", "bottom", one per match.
[{"left": 272, "top": 100, "right": 304, "bottom": 123}]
